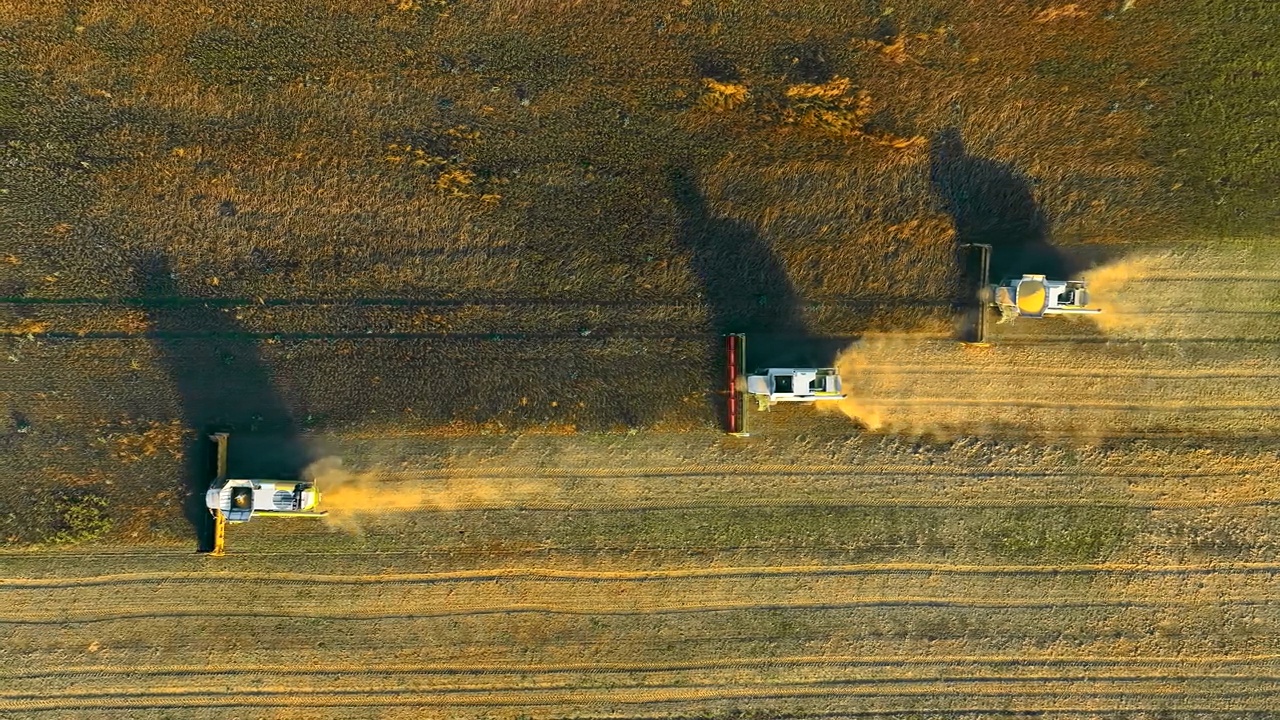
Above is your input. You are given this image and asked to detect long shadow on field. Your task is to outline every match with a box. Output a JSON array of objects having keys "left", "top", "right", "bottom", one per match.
[
  {"left": 136, "top": 253, "right": 312, "bottom": 552},
  {"left": 929, "top": 128, "right": 1081, "bottom": 282},
  {"left": 669, "top": 167, "right": 843, "bottom": 428}
]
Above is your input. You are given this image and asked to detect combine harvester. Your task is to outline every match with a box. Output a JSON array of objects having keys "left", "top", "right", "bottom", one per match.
[
  {"left": 205, "top": 432, "right": 326, "bottom": 556},
  {"left": 992, "top": 274, "right": 1098, "bottom": 322},
  {"left": 962, "top": 243, "right": 1100, "bottom": 344},
  {"left": 724, "top": 333, "right": 845, "bottom": 437}
]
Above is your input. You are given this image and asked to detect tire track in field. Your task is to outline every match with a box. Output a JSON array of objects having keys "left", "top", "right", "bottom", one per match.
[
  {"left": 4, "top": 673, "right": 1279, "bottom": 699},
  {"left": 13, "top": 543, "right": 1277, "bottom": 564},
  {"left": 7, "top": 561, "right": 1280, "bottom": 588},
  {"left": 10, "top": 598, "right": 1274, "bottom": 625},
  {"left": 8, "top": 654, "right": 1280, "bottom": 681},
  {"left": 3, "top": 678, "right": 1279, "bottom": 713}
]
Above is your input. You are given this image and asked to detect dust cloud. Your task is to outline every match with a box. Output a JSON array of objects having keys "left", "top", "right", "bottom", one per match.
[
  {"left": 1079, "top": 251, "right": 1181, "bottom": 337},
  {"left": 304, "top": 457, "right": 544, "bottom": 531},
  {"left": 828, "top": 334, "right": 960, "bottom": 435},
  {"left": 829, "top": 332, "right": 1128, "bottom": 438},
  {"left": 1080, "top": 247, "right": 1280, "bottom": 340}
]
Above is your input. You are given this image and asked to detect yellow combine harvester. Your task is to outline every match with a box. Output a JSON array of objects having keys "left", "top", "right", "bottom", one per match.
[
  {"left": 962, "top": 243, "right": 1101, "bottom": 344},
  {"left": 992, "top": 274, "right": 1100, "bottom": 322},
  {"left": 204, "top": 432, "right": 326, "bottom": 556}
]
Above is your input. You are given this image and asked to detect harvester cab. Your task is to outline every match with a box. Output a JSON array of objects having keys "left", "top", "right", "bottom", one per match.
[{"left": 205, "top": 432, "right": 326, "bottom": 555}]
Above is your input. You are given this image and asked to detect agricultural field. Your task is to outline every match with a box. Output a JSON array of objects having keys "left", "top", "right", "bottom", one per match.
[{"left": 2, "top": 0, "right": 1279, "bottom": 717}]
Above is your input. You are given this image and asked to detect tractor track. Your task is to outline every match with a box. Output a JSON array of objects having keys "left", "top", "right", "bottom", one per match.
[
  {"left": 8, "top": 562, "right": 1280, "bottom": 588},
  {"left": 11, "top": 598, "right": 1280, "bottom": 626},
  {"left": 2, "top": 680, "right": 1279, "bottom": 714},
  {"left": 8, "top": 654, "right": 1280, "bottom": 681},
  {"left": 3, "top": 673, "right": 1280, "bottom": 700}
]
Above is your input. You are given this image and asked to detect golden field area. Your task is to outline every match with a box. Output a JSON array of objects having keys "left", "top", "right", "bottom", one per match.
[{"left": 1, "top": 0, "right": 1278, "bottom": 717}]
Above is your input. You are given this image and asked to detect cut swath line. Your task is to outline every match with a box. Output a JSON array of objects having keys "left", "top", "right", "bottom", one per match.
[
  {"left": 3, "top": 679, "right": 1280, "bottom": 712},
  {"left": 7, "top": 562, "right": 1280, "bottom": 588},
  {"left": 302, "top": 497, "right": 1277, "bottom": 512},
  {"left": 8, "top": 597, "right": 1280, "bottom": 624},
  {"left": 7, "top": 654, "right": 1280, "bottom": 681},
  {"left": 848, "top": 397, "right": 1280, "bottom": 411},
  {"left": 371, "top": 465, "right": 1279, "bottom": 480},
  {"left": 849, "top": 364, "right": 1280, "bottom": 380}
]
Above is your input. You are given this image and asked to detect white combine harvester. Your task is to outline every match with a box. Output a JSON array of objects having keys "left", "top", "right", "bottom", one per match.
[
  {"left": 723, "top": 334, "right": 845, "bottom": 436},
  {"left": 745, "top": 367, "right": 845, "bottom": 410},
  {"left": 992, "top": 274, "right": 1099, "bottom": 322},
  {"left": 961, "top": 244, "right": 1101, "bottom": 344},
  {"left": 205, "top": 432, "right": 326, "bottom": 555}
]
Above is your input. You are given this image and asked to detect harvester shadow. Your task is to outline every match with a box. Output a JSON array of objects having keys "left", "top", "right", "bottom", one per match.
[
  {"left": 669, "top": 167, "right": 842, "bottom": 428},
  {"left": 930, "top": 129, "right": 1122, "bottom": 341},
  {"left": 929, "top": 128, "right": 1081, "bottom": 282},
  {"left": 136, "top": 253, "right": 312, "bottom": 552}
]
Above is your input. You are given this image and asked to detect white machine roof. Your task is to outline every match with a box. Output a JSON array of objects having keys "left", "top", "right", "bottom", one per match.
[
  {"left": 205, "top": 479, "right": 320, "bottom": 522},
  {"left": 745, "top": 368, "right": 845, "bottom": 402},
  {"left": 997, "top": 274, "right": 1096, "bottom": 318}
]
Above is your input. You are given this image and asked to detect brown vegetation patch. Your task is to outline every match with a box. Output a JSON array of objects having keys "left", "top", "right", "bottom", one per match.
[{"left": 95, "top": 419, "right": 188, "bottom": 463}]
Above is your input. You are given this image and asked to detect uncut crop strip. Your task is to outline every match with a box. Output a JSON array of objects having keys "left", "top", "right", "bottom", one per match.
[{"left": 0, "top": 296, "right": 953, "bottom": 338}]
